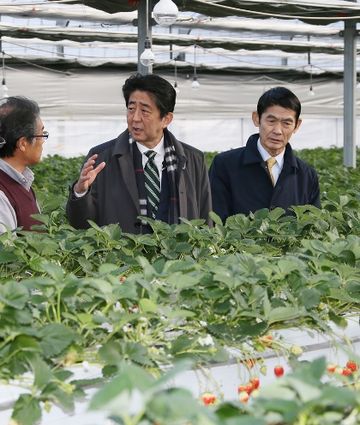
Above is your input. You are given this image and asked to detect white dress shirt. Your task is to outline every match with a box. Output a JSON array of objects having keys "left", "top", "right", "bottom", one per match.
[
  {"left": 257, "top": 138, "right": 285, "bottom": 185},
  {"left": 136, "top": 138, "right": 165, "bottom": 188}
]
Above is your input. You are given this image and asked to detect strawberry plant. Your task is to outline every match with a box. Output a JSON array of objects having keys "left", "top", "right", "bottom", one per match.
[{"left": 0, "top": 147, "right": 359, "bottom": 423}]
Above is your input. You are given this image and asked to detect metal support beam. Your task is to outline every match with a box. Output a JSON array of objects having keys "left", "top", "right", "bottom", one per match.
[
  {"left": 137, "top": 0, "right": 152, "bottom": 75},
  {"left": 343, "top": 18, "right": 357, "bottom": 168}
]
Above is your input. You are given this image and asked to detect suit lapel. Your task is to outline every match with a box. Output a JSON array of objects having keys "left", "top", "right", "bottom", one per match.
[{"left": 115, "top": 135, "right": 140, "bottom": 214}]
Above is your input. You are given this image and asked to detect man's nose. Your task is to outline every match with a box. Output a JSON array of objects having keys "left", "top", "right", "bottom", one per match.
[
  {"left": 133, "top": 108, "right": 142, "bottom": 121},
  {"left": 273, "top": 121, "right": 282, "bottom": 133}
]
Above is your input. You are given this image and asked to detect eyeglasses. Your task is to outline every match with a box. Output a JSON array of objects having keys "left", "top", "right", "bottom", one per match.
[{"left": 31, "top": 131, "right": 49, "bottom": 140}]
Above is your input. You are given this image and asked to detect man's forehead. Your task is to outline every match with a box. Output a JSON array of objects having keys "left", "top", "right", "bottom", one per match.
[{"left": 262, "top": 107, "right": 297, "bottom": 121}]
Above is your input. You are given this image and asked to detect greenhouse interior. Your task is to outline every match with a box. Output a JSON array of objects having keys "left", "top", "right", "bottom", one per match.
[{"left": 1, "top": 0, "right": 360, "bottom": 424}]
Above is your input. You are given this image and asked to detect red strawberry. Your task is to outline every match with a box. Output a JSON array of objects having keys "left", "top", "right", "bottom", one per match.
[
  {"left": 342, "top": 367, "right": 353, "bottom": 376},
  {"left": 274, "top": 365, "right": 284, "bottom": 377},
  {"left": 346, "top": 360, "right": 358, "bottom": 372},
  {"left": 201, "top": 392, "right": 216, "bottom": 405},
  {"left": 237, "top": 385, "right": 247, "bottom": 394},
  {"left": 250, "top": 377, "right": 260, "bottom": 390}
]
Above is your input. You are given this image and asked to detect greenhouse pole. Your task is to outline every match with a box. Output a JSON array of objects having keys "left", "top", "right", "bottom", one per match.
[
  {"left": 343, "top": 17, "right": 357, "bottom": 168},
  {"left": 137, "top": 0, "right": 152, "bottom": 75}
]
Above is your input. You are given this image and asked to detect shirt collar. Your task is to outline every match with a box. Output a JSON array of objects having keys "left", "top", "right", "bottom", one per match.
[
  {"left": 0, "top": 158, "right": 34, "bottom": 190},
  {"left": 136, "top": 137, "right": 165, "bottom": 158},
  {"left": 257, "top": 137, "right": 285, "bottom": 168}
]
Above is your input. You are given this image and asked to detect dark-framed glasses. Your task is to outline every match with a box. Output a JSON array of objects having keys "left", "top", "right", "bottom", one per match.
[{"left": 31, "top": 131, "right": 49, "bottom": 140}]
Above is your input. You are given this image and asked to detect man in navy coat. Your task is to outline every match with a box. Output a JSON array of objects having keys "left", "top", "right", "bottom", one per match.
[{"left": 209, "top": 86, "right": 320, "bottom": 223}]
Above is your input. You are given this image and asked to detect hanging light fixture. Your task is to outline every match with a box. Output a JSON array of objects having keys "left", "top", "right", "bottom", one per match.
[
  {"left": 153, "top": 0, "right": 178, "bottom": 26},
  {"left": 191, "top": 44, "right": 200, "bottom": 89},
  {"left": 307, "top": 44, "right": 315, "bottom": 96},
  {"left": 139, "top": 0, "right": 155, "bottom": 67},
  {"left": 173, "top": 58, "right": 180, "bottom": 93},
  {"left": 1, "top": 51, "right": 8, "bottom": 99},
  {"left": 308, "top": 64, "right": 315, "bottom": 96}
]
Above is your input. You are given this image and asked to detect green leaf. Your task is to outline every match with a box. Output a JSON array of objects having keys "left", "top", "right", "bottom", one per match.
[
  {"left": 39, "top": 324, "right": 75, "bottom": 358},
  {"left": 0, "top": 281, "right": 29, "bottom": 309},
  {"left": 286, "top": 377, "right": 322, "bottom": 402},
  {"left": 11, "top": 335, "right": 41, "bottom": 354},
  {"left": 299, "top": 288, "right": 321, "bottom": 309},
  {"left": 277, "top": 258, "right": 305, "bottom": 275},
  {"left": 41, "top": 382, "right": 75, "bottom": 412},
  {"left": 156, "top": 359, "right": 194, "bottom": 387},
  {"left": 345, "top": 281, "right": 360, "bottom": 300},
  {"left": 289, "top": 357, "right": 326, "bottom": 385},
  {"left": 0, "top": 250, "right": 18, "bottom": 264},
  {"left": 139, "top": 298, "right": 158, "bottom": 313},
  {"left": 40, "top": 262, "right": 65, "bottom": 281},
  {"left": 268, "top": 306, "right": 305, "bottom": 325},
  {"left": 12, "top": 394, "right": 42, "bottom": 425},
  {"left": 89, "top": 362, "right": 154, "bottom": 410},
  {"left": 98, "top": 263, "right": 121, "bottom": 274},
  {"left": 209, "top": 211, "right": 223, "bottom": 226},
  {"left": 263, "top": 291, "right": 271, "bottom": 318},
  {"left": 225, "top": 417, "right": 266, "bottom": 425},
  {"left": 29, "top": 356, "right": 52, "bottom": 390},
  {"left": 147, "top": 388, "right": 200, "bottom": 423}
]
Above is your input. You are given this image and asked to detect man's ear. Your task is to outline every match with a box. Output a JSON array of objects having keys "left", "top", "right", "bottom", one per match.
[
  {"left": 294, "top": 118, "right": 302, "bottom": 133},
  {"left": 162, "top": 112, "right": 173, "bottom": 128},
  {"left": 252, "top": 111, "right": 260, "bottom": 128},
  {"left": 17, "top": 136, "right": 28, "bottom": 152}
]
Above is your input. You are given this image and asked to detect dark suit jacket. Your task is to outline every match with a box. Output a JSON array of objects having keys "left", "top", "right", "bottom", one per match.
[
  {"left": 209, "top": 133, "right": 320, "bottom": 222},
  {"left": 66, "top": 129, "right": 212, "bottom": 233}
]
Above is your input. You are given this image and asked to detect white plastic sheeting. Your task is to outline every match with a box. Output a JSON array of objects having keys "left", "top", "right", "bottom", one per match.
[{"left": 3, "top": 67, "right": 359, "bottom": 156}]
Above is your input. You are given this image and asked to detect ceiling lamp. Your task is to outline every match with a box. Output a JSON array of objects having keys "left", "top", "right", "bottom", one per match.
[
  {"left": 139, "top": 0, "right": 155, "bottom": 68},
  {"left": 153, "top": 0, "right": 178, "bottom": 26},
  {"left": 140, "top": 37, "right": 155, "bottom": 66},
  {"left": 173, "top": 58, "right": 180, "bottom": 93},
  {"left": 191, "top": 44, "right": 200, "bottom": 89},
  {"left": 1, "top": 51, "right": 8, "bottom": 99}
]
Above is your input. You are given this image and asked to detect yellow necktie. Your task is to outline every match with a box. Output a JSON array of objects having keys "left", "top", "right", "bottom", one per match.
[{"left": 266, "top": 157, "right": 276, "bottom": 186}]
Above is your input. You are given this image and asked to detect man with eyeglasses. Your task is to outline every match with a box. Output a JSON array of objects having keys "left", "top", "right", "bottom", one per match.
[
  {"left": 209, "top": 86, "right": 320, "bottom": 223},
  {"left": 0, "top": 96, "right": 48, "bottom": 233},
  {"left": 66, "top": 73, "right": 211, "bottom": 233}
]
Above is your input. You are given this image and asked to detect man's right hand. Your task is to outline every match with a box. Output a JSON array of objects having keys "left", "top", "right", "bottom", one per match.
[{"left": 74, "top": 154, "right": 106, "bottom": 194}]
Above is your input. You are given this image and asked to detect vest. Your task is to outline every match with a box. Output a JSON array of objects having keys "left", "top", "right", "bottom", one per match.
[{"left": 0, "top": 169, "right": 40, "bottom": 231}]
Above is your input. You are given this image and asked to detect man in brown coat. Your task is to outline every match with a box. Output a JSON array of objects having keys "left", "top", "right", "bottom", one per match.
[{"left": 66, "top": 74, "right": 211, "bottom": 233}]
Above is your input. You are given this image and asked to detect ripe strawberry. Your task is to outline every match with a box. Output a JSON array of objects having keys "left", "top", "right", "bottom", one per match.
[
  {"left": 244, "top": 383, "right": 254, "bottom": 395},
  {"left": 237, "top": 385, "right": 247, "bottom": 394},
  {"left": 238, "top": 390, "right": 249, "bottom": 403},
  {"left": 201, "top": 392, "right": 216, "bottom": 406},
  {"left": 342, "top": 367, "right": 353, "bottom": 376},
  {"left": 274, "top": 365, "right": 284, "bottom": 377},
  {"left": 250, "top": 377, "right": 260, "bottom": 390},
  {"left": 346, "top": 360, "right": 358, "bottom": 372}
]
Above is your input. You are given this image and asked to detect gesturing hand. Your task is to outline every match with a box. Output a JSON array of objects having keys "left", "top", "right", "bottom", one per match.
[{"left": 74, "top": 154, "right": 106, "bottom": 193}]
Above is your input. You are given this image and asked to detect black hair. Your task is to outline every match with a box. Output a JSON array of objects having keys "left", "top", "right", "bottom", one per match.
[
  {"left": 122, "top": 73, "right": 176, "bottom": 118},
  {"left": 257, "top": 87, "right": 301, "bottom": 124},
  {"left": 0, "top": 96, "right": 40, "bottom": 158}
]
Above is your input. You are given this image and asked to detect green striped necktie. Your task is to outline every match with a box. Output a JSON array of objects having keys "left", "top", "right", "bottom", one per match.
[{"left": 144, "top": 150, "right": 160, "bottom": 219}]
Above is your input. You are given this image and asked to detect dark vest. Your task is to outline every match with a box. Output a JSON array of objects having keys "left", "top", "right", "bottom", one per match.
[{"left": 0, "top": 169, "right": 40, "bottom": 231}]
